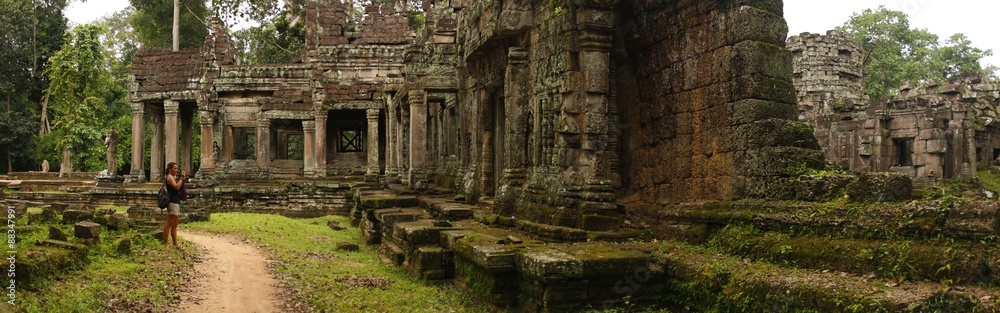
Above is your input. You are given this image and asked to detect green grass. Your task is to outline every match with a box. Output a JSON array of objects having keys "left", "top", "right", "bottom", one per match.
[
  {"left": 17, "top": 228, "right": 196, "bottom": 312},
  {"left": 186, "top": 213, "right": 495, "bottom": 312},
  {"left": 978, "top": 170, "right": 1000, "bottom": 195}
]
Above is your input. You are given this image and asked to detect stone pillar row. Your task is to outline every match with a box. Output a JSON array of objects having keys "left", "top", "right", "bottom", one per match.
[
  {"left": 134, "top": 99, "right": 199, "bottom": 183},
  {"left": 256, "top": 117, "right": 271, "bottom": 170}
]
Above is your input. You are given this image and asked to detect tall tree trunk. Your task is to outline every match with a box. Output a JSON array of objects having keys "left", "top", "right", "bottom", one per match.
[
  {"left": 39, "top": 93, "right": 49, "bottom": 136},
  {"left": 173, "top": 0, "right": 180, "bottom": 51}
]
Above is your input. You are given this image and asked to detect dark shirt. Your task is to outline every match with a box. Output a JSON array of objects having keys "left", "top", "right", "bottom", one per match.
[{"left": 166, "top": 175, "right": 182, "bottom": 204}]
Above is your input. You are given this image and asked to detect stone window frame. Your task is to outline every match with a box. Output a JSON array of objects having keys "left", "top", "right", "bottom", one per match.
[
  {"left": 892, "top": 137, "right": 914, "bottom": 166},
  {"left": 233, "top": 127, "right": 257, "bottom": 160}
]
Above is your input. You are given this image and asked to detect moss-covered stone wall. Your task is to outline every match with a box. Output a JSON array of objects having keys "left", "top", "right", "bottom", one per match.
[{"left": 619, "top": 0, "right": 825, "bottom": 205}]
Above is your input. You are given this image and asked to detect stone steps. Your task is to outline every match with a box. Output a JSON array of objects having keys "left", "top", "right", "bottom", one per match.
[
  {"left": 646, "top": 241, "right": 1000, "bottom": 312},
  {"left": 707, "top": 224, "right": 999, "bottom": 285}
]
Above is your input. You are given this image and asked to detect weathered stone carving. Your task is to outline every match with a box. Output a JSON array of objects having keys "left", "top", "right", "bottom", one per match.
[{"left": 104, "top": 129, "right": 118, "bottom": 175}]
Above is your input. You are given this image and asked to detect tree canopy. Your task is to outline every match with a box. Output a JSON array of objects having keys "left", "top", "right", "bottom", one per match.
[
  {"left": 130, "top": 0, "right": 210, "bottom": 49},
  {"left": 0, "top": 0, "right": 68, "bottom": 172},
  {"left": 44, "top": 24, "right": 130, "bottom": 172},
  {"left": 837, "top": 6, "right": 993, "bottom": 100}
]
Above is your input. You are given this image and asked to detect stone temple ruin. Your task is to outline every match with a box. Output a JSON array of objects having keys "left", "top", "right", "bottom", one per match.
[
  {"left": 8, "top": 0, "right": 1000, "bottom": 311},
  {"left": 790, "top": 30, "right": 1000, "bottom": 183}
]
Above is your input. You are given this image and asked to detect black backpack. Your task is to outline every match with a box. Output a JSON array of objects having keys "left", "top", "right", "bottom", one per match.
[{"left": 157, "top": 179, "right": 170, "bottom": 209}]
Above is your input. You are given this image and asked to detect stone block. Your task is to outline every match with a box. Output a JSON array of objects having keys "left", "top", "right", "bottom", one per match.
[
  {"left": 726, "top": 5, "right": 788, "bottom": 46},
  {"left": 415, "top": 245, "right": 445, "bottom": 271},
  {"left": 732, "top": 74, "right": 797, "bottom": 104},
  {"left": 518, "top": 247, "right": 583, "bottom": 281},
  {"left": 49, "top": 202, "right": 68, "bottom": 213},
  {"left": 337, "top": 242, "right": 360, "bottom": 252},
  {"left": 730, "top": 99, "right": 798, "bottom": 125},
  {"left": 396, "top": 220, "right": 460, "bottom": 246},
  {"left": 47, "top": 226, "right": 67, "bottom": 241},
  {"left": 74, "top": 221, "right": 101, "bottom": 239},
  {"left": 439, "top": 230, "right": 470, "bottom": 250},
  {"left": 107, "top": 213, "right": 129, "bottom": 231},
  {"left": 188, "top": 211, "right": 211, "bottom": 222},
  {"left": 62, "top": 210, "right": 95, "bottom": 225},
  {"left": 845, "top": 172, "right": 912, "bottom": 202},
  {"left": 452, "top": 239, "right": 521, "bottom": 273},
  {"left": 581, "top": 214, "right": 623, "bottom": 231},
  {"left": 116, "top": 236, "right": 132, "bottom": 254},
  {"left": 40, "top": 208, "right": 58, "bottom": 223},
  {"left": 542, "top": 280, "right": 589, "bottom": 308},
  {"left": 745, "top": 146, "right": 826, "bottom": 177},
  {"left": 731, "top": 40, "right": 793, "bottom": 80},
  {"left": 328, "top": 219, "right": 345, "bottom": 231}
]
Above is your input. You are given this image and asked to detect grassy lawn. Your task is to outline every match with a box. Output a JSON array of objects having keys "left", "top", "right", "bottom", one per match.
[
  {"left": 16, "top": 228, "right": 197, "bottom": 312},
  {"left": 185, "top": 213, "right": 494, "bottom": 313}
]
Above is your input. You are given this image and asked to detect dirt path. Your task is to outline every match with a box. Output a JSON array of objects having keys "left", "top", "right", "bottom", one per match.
[{"left": 177, "top": 231, "right": 282, "bottom": 313}]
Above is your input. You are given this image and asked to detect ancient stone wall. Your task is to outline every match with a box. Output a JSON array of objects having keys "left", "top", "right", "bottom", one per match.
[
  {"left": 619, "top": 0, "right": 823, "bottom": 205},
  {"left": 804, "top": 74, "right": 1000, "bottom": 181},
  {"left": 788, "top": 30, "right": 865, "bottom": 122},
  {"left": 790, "top": 30, "right": 1000, "bottom": 181}
]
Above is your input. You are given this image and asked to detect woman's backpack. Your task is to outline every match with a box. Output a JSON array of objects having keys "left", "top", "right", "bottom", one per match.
[{"left": 157, "top": 180, "right": 170, "bottom": 209}]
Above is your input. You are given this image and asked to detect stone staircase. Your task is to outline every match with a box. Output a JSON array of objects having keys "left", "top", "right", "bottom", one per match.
[{"left": 351, "top": 185, "right": 1000, "bottom": 312}]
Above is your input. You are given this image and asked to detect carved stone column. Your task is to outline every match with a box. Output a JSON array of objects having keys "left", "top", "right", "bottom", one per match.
[
  {"left": 501, "top": 47, "right": 530, "bottom": 200},
  {"left": 150, "top": 109, "right": 164, "bottom": 182},
  {"left": 314, "top": 112, "right": 328, "bottom": 177},
  {"left": 198, "top": 110, "right": 216, "bottom": 176},
  {"left": 366, "top": 108, "right": 381, "bottom": 180},
  {"left": 386, "top": 100, "right": 397, "bottom": 178},
  {"left": 256, "top": 117, "right": 271, "bottom": 171},
  {"left": 163, "top": 100, "right": 180, "bottom": 167},
  {"left": 408, "top": 90, "right": 426, "bottom": 187},
  {"left": 129, "top": 102, "right": 146, "bottom": 182},
  {"left": 180, "top": 106, "right": 193, "bottom": 174},
  {"left": 303, "top": 120, "right": 316, "bottom": 176},
  {"left": 575, "top": 2, "right": 618, "bottom": 213}
]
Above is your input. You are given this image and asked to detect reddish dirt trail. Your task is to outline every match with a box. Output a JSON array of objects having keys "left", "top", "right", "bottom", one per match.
[{"left": 177, "top": 231, "right": 282, "bottom": 313}]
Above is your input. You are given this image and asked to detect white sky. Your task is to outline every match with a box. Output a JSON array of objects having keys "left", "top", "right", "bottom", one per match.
[
  {"left": 65, "top": 0, "right": 998, "bottom": 67},
  {"left": 785, "top": 0, "right": 998, "bottom": 67}
]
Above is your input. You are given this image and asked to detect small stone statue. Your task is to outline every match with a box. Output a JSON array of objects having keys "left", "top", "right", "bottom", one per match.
[
  {"left": 41, "top": 160, "right": 50, "bottom": 172},
  {"left": 104, "top": 129, "right": 118, "bottom": 175},
  {"left": 211, "top": 141, "right": 220, "bottom": 164}
]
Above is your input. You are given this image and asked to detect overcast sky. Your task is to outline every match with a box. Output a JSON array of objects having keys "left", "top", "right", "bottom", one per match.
[{"left": 65, "top": 0, "right": 998, "bottom": 67}]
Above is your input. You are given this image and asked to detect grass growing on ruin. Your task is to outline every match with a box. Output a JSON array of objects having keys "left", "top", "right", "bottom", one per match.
[
  {"left": 17, "top": 230, "right": 197, "bottom": 312},
  {"left": 978, "top": 170, "right": 1000, "bottom": 195},
  {"left": 186, "top": 213, "right": 495, "bottom": 312}
]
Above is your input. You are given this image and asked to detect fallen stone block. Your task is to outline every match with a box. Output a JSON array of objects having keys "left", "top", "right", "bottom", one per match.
[
  {"left": 47, "top": 226, "right": 67, "bottom": 241},
  {"left": 73, "top": 221, "right": 101, "bottom": 239},
  {"left": 337, "top": 242, "right": 360, "bottom": 252},
  {"left": 328, "top": 219, "right": 345, "bottom": 231},
  {"left": 188, "top": 211, "right": 211, "bottom": 222},
  {"left": 62, "top": 209, "right": 95, "bottom": 224}
]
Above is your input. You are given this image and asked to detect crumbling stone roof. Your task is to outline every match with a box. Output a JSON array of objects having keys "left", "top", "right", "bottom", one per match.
[{"left": 131, "top": 49, "right": 204, "bottom": 94}]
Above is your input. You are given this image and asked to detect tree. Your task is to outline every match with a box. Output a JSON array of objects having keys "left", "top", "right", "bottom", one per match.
[
  {"left": 0, "top": 0, "right": 67, "bottom": 173},
  {"left": 838, "top": 7, "right": 992, "bottom": 99},
  {"left": 233, "top": 11, "right": 305, "bottom": 64},
  {"left": 130, "top": 0, "right": 209, "bottom": 49},
  {"left": 45, "top": 24, "right": 127, "bottom": 172},
  {"left": 932, "top": 33, "right": 993, "bottom": 80}
]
